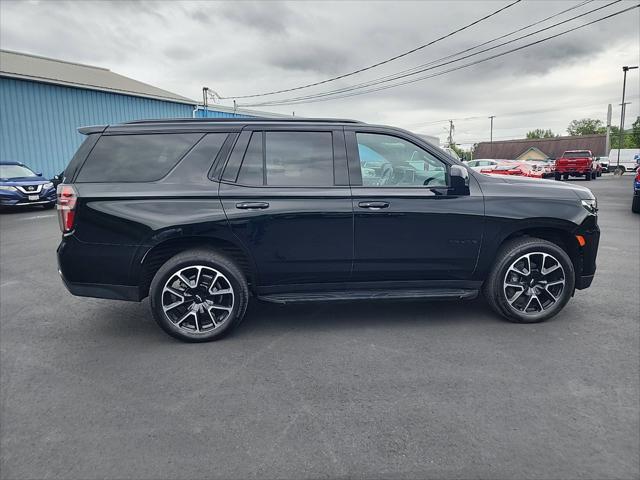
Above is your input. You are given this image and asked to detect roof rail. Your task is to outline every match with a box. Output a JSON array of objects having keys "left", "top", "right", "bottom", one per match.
[{"left": 122, "top": 117, "right": 364, "bottom": 125}]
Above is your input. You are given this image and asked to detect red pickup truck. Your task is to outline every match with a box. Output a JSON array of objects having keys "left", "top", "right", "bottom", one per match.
[{"left": 554, "top": 150, "right": 599, "bottom": 181}]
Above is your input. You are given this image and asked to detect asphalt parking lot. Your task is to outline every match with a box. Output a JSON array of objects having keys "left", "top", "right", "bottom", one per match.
[{"left": 1, "top": 175, "right": 638, "bottom": 480}]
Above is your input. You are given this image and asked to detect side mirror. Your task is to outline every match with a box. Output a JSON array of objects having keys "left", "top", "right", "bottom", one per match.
[
  {"left": 450, "top": 165, "right": 470, "bottom": 195},
  {"left": 36, "top": 172, "right": 43, "bottom": 177}
]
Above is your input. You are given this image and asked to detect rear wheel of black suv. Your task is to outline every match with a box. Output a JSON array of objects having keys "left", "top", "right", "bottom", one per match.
[
  {"left": 149, "top": 249, "right": 249, "bottom": 342},
  {"left": 484, "top": 237, "right": 575, "bottom": 323}
]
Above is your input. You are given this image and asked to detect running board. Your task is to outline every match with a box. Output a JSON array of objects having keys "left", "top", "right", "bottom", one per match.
[{"left": 258, "top": 288, "right": 478, "bottom": 304}]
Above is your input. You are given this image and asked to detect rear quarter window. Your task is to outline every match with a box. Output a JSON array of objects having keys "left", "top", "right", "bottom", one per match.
[{"left": 75, "top": 133, "right": 203, "bottom": 182}]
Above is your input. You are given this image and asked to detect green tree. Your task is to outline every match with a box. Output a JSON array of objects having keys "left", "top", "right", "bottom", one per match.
[
  {"left": 567, "top": 118, "right": 606, "bottom": 136},
  {"left": 610, "top": 124, "right": 640, "bottom": 149},
  {"left": 526, "top": 128, "right": 557, "bottom": 139},
  {"left": 631, "top": 116, "right": 640, "bottom": 147}
]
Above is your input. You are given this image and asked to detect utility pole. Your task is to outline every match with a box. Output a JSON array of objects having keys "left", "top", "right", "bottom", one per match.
[
  {"left": 448, "top": 120, "right": 454, "bottom": 147},
  {"left": 488, "top": 115, "right": 495, "bottom": 156},
  {"left": 202, "top": 87, "right": 209, "bottom": 117},
  {"left": 616, "top": 65, "right": 638, "bottom": 173},
  {"left": 605, "top": 104, "right": 612, "bottom": 156}
]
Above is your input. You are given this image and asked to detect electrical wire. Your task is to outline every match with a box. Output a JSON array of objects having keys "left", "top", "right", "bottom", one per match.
[
  {"left": 292, "top": 0, "right": 596, "bottom": 100},
  {"left": 239, "top": 3, "right": 638, "bottom": 107},
  {"left": 218, "top": 0, "right": 523, "bottom": 99}
]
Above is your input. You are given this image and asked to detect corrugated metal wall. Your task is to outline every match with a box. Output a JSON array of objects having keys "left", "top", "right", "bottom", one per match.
[
  {"left": 0, "top": 77, "right": 196, "bottom": 177},
  {"left": 194, "top": 107, "right": 251, "bottom": 118}
]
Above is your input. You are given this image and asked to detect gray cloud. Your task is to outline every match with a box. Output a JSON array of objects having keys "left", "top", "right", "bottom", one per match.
[{"left": 1, "top": 0, "right": 638, "bottom": 145}]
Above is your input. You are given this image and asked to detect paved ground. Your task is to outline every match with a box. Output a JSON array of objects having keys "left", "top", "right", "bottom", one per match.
[{"left": 1, "top": 175, "right": 638, "bottom": 480}]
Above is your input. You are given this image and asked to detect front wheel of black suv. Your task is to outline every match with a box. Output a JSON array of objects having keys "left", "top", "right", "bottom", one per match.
[
  {"left": 484, "top": 237, "right": 575, "bottom": 323},
  {"left": 149, "top": 249, "right": 249, "bottom": 342}
]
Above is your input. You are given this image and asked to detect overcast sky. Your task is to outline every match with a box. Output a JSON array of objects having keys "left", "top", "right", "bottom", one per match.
[{"left": 1, "top": 0, "right": 639, "bottom": 146}]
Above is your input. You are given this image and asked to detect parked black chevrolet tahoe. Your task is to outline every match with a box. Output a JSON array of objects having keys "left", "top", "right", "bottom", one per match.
[{"left": 57, "top": 118, "right": 600, "bottom": 342}]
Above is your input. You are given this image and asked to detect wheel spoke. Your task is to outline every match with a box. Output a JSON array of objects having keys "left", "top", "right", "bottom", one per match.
[
  {"left": 210, "top": 304, "right": 232, "bottom": 311},
  {"left": 541, "top": 263, "right": 560, "bottom": 276},
  {"left": 163, "top": 299, "right": 184, "bottom": 311},
  {"left": 165, "top": 286, "right": 185, "bottom": 298},
  {"left": 194, "top": 266, "right": 203, "bottom": 288},
  {"left": 211, "top": 287, "right": 233, "bottom": 295},
  {"left": 507, "top": 289, "right": 525, "bottom": 305},
  {"left": 178, "top": 272, "right": 194, "bottom": 288},
  {"left": 175, "top": 311, "right": 196, "bottom": 326},
  {"left": 206, "top": 307, "right": 219, "bottom": 327}
]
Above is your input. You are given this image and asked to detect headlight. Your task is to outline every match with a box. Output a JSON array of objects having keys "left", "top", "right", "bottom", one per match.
[
  {"left": 581, "top": 198, "right": 598, "bottom": 214},
  {"left": 0, "top": 185, "right": 16, "bottom": 192},
  {"left": 43, "top": 182, "right": 54, "bottom": 190}
]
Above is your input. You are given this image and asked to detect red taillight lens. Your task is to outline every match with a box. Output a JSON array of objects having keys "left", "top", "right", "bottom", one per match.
[
  {"left": 56, "top": 185, "right": 77, "bottom": 233},
  {"left": 635, "top": 169, "right": 640, "bottom": 182}
]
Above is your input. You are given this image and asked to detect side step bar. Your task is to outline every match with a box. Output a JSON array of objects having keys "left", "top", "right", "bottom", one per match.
[{"left": 258, "top": 288, "right": 478, "bottom": 304}]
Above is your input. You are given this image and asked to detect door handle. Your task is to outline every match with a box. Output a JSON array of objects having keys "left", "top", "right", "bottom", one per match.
[
  {"left": 236, "top": 202, "right": 270, "bottom": 210},
  {"left": 358, "top": 201, "right": 390, "bottom": 210}
]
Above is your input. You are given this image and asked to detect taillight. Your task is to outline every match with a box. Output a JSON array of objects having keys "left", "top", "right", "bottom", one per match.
[
  {"left": 57, "top": 184, "right": 77, "bottom": 233},
  {"left": 635, "top": 169, "right": 640, "bottom": 182}
]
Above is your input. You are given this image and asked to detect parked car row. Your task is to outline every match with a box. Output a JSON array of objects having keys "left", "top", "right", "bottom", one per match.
[
  {"left": 466, "top": 150, "right": 606, "bottom": 182},
  {"left": 0, "top": 162, "right": 57, "bottom": 210}
]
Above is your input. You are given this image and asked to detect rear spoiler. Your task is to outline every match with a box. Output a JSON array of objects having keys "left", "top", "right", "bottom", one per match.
[{"left": 78, "top": 125, "right": 107, "bottom": 135}]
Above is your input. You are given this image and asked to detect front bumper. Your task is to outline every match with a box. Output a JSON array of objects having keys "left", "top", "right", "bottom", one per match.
[
  {"left": 0, "top": 188, "right": 56, "bottom": 206},
  {"left": 573, "top": 215, "right": 600, "bottom": 290}
]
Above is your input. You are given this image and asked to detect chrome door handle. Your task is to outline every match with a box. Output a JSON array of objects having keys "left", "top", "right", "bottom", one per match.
[
  {"left": 236, "top": 202, "right": 270, "bottom": 209},
  {"left": 358, "top": 201, "right": 389, "bottom": 210}
]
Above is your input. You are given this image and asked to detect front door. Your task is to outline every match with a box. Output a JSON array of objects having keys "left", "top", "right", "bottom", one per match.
[
  {"left": 219, "top": 127, "right": 353, "bottom": 286},
  {"left": 346, "top": 128, "right": 484, "bottom": 282}
]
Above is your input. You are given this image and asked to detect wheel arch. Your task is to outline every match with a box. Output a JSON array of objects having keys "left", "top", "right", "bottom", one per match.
[
  {"left": 135, "top": 236, "right": 257, "bottom": 299},
  {"left": 478, "top": 220, "right": 582, "bottom": 282}
]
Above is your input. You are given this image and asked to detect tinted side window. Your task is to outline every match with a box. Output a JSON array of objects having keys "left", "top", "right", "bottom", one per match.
[
  {"left": 76, "top": 133, "right": 202, "bottom": 182},
  {"left": 265, "top": 132, "right": 334, "bottom": 186},
  {"left": 237, "top": 132, "right": 264, "bottom": 185},
  {"left": 356, "top": 133, "right": 447, "bottom": 187}
]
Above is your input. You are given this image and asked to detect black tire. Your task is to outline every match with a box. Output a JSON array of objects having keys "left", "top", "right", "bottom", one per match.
[
  {"left": 483, "top": 237, "right": 575, "bottom": 324},
  {"left": 563, "top": 174, "right": 569, "bottom": 180},
  {"left": 554, "top": 172, "right": 561, "bottom": 181},
  {"left": 632, "top": 195, "right": 640, "bottom": 214},
  {"left": 585, "top": 171, "right": 591, "bottom": 181},
  {"left": 149, "top": 248, "right": 249, "bottom": 342}
]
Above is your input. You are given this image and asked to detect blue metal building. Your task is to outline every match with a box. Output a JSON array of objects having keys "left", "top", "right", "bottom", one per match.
[{"left": 0, "top": 50, "right": 265, "bottom": 177}]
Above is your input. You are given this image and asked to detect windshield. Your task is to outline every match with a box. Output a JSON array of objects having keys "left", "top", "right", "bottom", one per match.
[
  {"left": 0, "top": 164, "right": 36, "bottom": 179},
  {"left": 563, "top": 151, "right": 591, "bottom": 158}
]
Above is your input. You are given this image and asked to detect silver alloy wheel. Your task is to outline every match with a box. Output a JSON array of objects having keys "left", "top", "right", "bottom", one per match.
[
  {"left": 503, "top": 251, "right": 565, "bottom": 316},
  {"left": 161, "top": 265, "right": 234, "bottom": 334}
]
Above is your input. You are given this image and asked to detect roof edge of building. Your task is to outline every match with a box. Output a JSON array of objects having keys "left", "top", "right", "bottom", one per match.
[{"left": 0, "top": 72, "right": 199, "bottom": 106}]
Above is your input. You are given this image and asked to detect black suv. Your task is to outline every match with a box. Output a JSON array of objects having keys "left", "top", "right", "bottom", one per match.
[{"left": 57, "top": 118, "right": 599, "bottom": 342}]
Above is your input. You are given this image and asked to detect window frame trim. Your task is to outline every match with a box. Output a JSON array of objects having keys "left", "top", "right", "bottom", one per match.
[
  {"left": 219, "top": 126, "right": 348, "bottom": 189},
  {"left": 345, "top": 127, "right": 455, "bottom": 189}
]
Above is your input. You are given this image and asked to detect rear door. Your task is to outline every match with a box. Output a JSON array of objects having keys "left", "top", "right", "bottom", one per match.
[
  {"left": 218, "top": 125, "right": 353, "bottom": 286},
  {"left": 346, "top": 127, "right": 484, "bottom": 281}
]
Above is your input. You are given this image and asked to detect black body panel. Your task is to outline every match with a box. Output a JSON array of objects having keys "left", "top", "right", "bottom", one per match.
[{"left": 56, "top": 118, "right": 600, "bottom": 302}]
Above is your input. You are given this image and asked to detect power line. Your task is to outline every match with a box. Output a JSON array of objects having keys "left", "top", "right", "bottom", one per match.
[
  {"left": 407, "top": 96, "right": 640, "bottom": 130},
  {"left": 240, "top": 4, "right": 637, "bottom": 107},
  {"left": 217, "top": 0, "right": 523, "bottom": 100},
  {"left": 240, "top": 0, "right": 627, "bottom": 107},
  {"left": 269, "top": 0, "right": 596, "bottom": 104}
]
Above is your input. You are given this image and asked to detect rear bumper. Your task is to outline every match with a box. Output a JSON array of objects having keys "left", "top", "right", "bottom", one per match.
[
  {"left": 59, "top": 271, "right": 142, "bottom": 301},
  {"left": 57, "top": 235, "right": 142, "bottom": 301}
]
